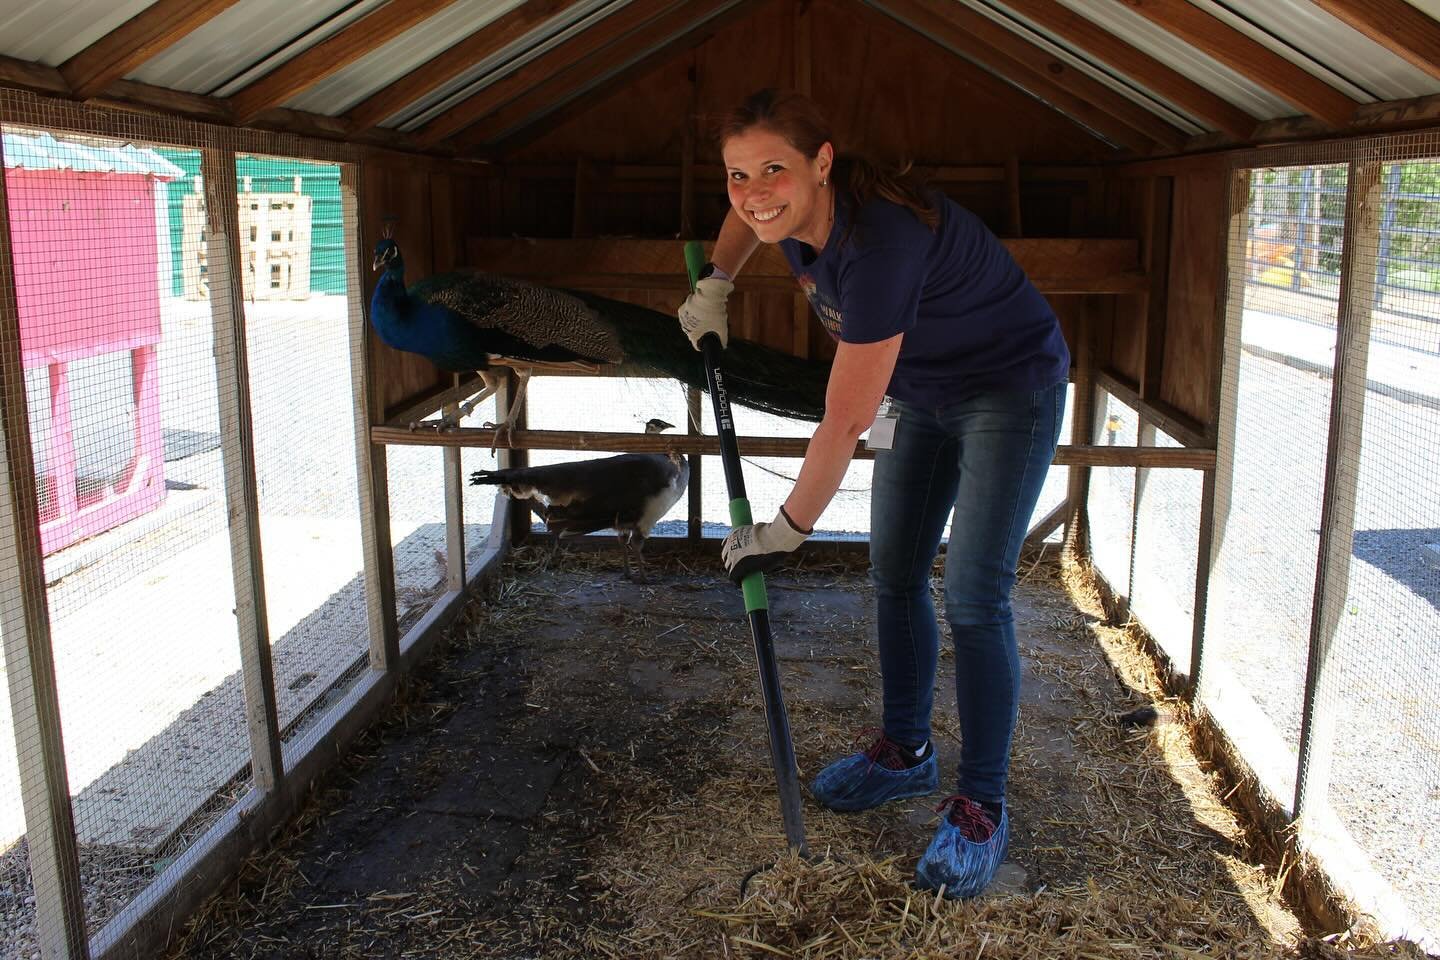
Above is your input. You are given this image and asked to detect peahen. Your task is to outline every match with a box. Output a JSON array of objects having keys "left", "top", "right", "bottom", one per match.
[
  {"left": 470, "top": 417, "right": 688, "bottom": 580},
  {"left": 369, "top": 237, "right": 829, "bottom": 432}
]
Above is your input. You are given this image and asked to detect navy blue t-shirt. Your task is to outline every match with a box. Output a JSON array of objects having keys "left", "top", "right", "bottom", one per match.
[{"left": 779, "top": 193, "right": 1070, "bottom": 408}]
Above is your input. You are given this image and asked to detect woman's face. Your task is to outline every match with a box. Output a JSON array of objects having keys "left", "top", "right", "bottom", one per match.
[{"left": 722, "top": 126, "right": 832, "bottom": 247}]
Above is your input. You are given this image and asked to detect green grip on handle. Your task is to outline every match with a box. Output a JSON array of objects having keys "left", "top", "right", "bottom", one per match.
[
  {"left": 729, "top": 498, "right": 769, "bottom": 613},
  {"left": 684, "top": 241, "right": 707, "bottom": 290}
]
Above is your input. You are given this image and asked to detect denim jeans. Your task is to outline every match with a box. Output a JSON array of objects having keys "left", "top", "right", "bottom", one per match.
[{"left": 869, "top": 382, "right": 1066, "bottom": 805}]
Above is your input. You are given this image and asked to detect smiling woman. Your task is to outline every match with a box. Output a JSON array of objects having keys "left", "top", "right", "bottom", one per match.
[{"left": 675, "top": 87, "right": 1072, "bottom": 904}]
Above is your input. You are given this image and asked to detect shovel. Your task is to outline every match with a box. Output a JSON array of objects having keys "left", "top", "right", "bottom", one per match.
[{"left": 684, "top": 240, "right": 807, "bottom": 857}]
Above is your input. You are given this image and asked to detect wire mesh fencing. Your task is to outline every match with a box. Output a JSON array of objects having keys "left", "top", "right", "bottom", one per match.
[
  {"left": 1, "top": 126, "right": 254, "bottom": 955},
  {"left": 1205, "top": 142, "right": 1440, "bottom": 945},
  {"left": 1086, "top": 388, "right": 1139, "bottom": 601},
  {"left": 1130, "top": 427, "right": 1202, "bottom": 675}
]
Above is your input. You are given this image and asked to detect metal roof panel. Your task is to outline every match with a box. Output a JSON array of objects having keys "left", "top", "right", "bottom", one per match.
[
  {"left": 284, "top": 0, "right": 528, "bottom": 116},
  {"left": 392, "top": 0, "right": 626, "bottom": 131},
  {"left": 1213, "top": 0, "right": 1440, "bottom": 102},
  {"left": 0, "top": 0, "right": 158, "bottom": 66},
  {"left": 1055, "top": 0, "right": 1298, "bottom": 121},
  {"left": 128, "top": 0, "right": 388, "bottom": 96}
]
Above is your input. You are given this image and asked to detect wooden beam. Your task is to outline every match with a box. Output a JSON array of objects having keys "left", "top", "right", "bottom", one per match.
[
  {"left": 342, "top": 165, "right": 400, "bottom": 671},
  {"left": 229, "top": 0, "right": 465, "bottom": 125},
  {"left": 456, "top": 0, "right": 734, "bottom": 146},
  {"left": 345, "top": 0, "right": 583, "bottom": 131},
  {"left": 370, "top": 424, "right": 1215, "bottom": 467},
  {"left": 417, "top": 0, "right": 679, "bottom": 145},
  {"left": 1111, "top": 0, "right": 1360, "bottom": 129},
  {"left": 465, "top": 236, "right": 1147, "bottom": 294},
  {"left": 1095, "top": 368, "right": 1207, "bottom": 449},
  {"left": 1295, "top": 159, "right": 1382, "bottom": 817},
  {"left": 871, "top": 0, "right": 1156, "bottom": 153},
  {"left": 202, "top": 148, "right": 283, "bottom": 792},
  {"left": 996, "top": 0, "right": 1260, "bottom": 140},
  {"left": 899, "top": 0, "right": 1191, "bottom": 150},
  {"left": 0, "top": 119, "right": 89, "bottom": 960},
  {"left": 1307, "top": 0, "right": 1440, "bottom": 82},
  {"left": 59, "top": 0, "right": 241, "bottom": 99}
]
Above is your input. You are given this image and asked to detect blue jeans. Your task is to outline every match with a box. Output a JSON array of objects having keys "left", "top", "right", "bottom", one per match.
[{"left": 869, "top": 382, "right": 1066, "bottom": 805}]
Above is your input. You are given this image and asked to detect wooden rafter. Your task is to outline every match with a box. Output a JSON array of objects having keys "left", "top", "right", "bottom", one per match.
[
  {"left": 488, "top": 0, "right": 770, "bottom": 155},
  {"left": 1112, "top": 0, "right": 1359, "bottom": 129},
  {"left": 1306, "top": 0, "right": 1440, "bottom": 82},
  {"left": 871, "top": 0, "right": 1156, "bottom": 152},
  {"left": 229, "top": 0, "right": 464, "bottom": 125},
  {"left": 456, "top": 0, "right": 736, "bottom": 147},
  {"left": 58, "top": 0, "right": 241, "bottom": 100},
  {"left": 898, "top": 0, "right": 1190, "bottom": 150},
  {"left": 996, "top": 0, "right": 1259, "bottom": 140},
  {"left": 416, "top": 0, "right": 680, "bottom": 145},
  {"left": 346, "top": 0, "right": 583, "bottom": 132}
]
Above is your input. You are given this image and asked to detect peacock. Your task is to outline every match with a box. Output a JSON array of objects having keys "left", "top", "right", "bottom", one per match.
[
  {"left": 368, "top": 236, "right": 830, "bottom": 434},
  {"left": 470, "top": 418, "right": 688, "bottom": 580}
]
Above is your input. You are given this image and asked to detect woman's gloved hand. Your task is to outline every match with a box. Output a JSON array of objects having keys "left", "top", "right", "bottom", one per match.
[
  {"left": 678, "top": 276, "right": 734, "bottom": 350},
  {"left": 721, "top": 506, "right": 811, "bottom": 584}
]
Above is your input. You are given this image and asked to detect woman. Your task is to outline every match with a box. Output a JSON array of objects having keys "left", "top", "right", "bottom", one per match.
[{"left": 677, "top": 89, "right": 1069, "bottom": 899}]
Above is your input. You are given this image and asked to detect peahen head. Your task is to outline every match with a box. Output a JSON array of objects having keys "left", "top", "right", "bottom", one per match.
[{"left": 372, "top": 238, "right": 401, "bottom": 273}]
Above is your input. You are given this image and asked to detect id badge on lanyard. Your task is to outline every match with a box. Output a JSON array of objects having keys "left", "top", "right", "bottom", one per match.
[{"left": 865, "top": 396, "right": 899, "bottom": 451}]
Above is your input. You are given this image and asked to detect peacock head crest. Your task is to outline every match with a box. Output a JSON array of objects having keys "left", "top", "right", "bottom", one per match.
[{"left": 372, "top": 237, "right": 401, "bottom": 272}]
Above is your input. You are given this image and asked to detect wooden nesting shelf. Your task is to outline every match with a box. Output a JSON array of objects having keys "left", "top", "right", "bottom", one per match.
[{"left": 465, "top": 237, "right": 1148, "bottom": 295}]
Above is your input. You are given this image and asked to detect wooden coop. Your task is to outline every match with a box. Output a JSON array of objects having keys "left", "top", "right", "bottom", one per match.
[{"left": 0, "top": 2, "right": 1437, "bottom": 959}]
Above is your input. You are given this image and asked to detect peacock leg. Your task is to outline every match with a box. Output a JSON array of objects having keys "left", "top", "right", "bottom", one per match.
[
  {"left": 408, "top": 370, "right": 501, "bottom": 432},
  {"left": 482, "top": 367, "right": 531, "bottom": 454}
]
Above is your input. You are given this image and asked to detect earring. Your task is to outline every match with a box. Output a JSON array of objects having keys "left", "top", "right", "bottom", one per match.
[{"left": 821, "top": 177, "right": 828, "bottom": 187}]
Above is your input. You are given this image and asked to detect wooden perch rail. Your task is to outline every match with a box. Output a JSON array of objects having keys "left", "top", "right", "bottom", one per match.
[
  {"left": 465, "top": 238, "right": 1149, "bottom": 295},
  {"left": 369, "top": 425, "right": 1215, "bottom": 469}
]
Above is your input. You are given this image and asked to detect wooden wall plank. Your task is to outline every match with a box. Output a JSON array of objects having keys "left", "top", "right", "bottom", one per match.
[{"left": 1159, "top": 168, "right": 1227, "bottom": 424}]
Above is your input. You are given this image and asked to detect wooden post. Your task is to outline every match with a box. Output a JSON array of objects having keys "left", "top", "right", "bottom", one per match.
[
  {"left": 342, "top": 164, "right": 399, "bottom": 671},
  {"left": 1063, "top": 305, "right": 1094, "bottom": 561},
  {"left": 687, "top": 387, "right": 703, "bottom": 543},
  {"left": 497, "top": 370, "right": 531, "bottom": 545},
  {"left": 1295, "top": 160, "right": 1382, "bottom": 819},
  {"left": 442, "top": 394, "right": 465, "bottom": 591},
  {"left": 571, "top": 156, "right": 592, "bottom": 239},
  {"left": 793, "top": 0, "right": 812, "bottom": 97},
  {"left": 202, "top": 148, "right": 282, "bottom": 791},
  {"left": 0, "top": 123, "right": 90, "bottom": 960},
  {"left": 1141, "top": 177, "right": 1173, "bottom": 402},
  {"left": 680, "top": 58, "right": 697, "bottom": 242},
  {"left": 1193, "top": 169, "right": 1252, "bottom": 691}
]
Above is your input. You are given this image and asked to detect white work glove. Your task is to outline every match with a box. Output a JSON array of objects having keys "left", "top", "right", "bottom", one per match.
[
  {"left": 678, "top": 276, "right": 734, "bottom": 351},
  {"left": 721, "top": 507, "right": 811, "bottom": 584}
]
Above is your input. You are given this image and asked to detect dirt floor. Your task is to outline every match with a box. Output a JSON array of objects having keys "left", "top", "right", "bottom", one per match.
[{"left": 163, "top": 542, "right": 1430, "bottom": 960}]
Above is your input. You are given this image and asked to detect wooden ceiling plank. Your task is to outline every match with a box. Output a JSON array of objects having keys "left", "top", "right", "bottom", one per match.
[
  {"left": 998, "top": 0, "right": 1259, "bottom": 140},
  {"left": 903, "top": 0, "right": 1189, "bottom": 149},
  {"left": 1307, "top": 0, "right": 1440, "bottom": 82},
  {"left": 489, "top": 0, "right": 768, "bottom": 155},
  {"left": 1112, "top": 0, "right": 1359, "bottom": 128},
  {"left": 346, "top": 0, "right": 584, "bottom": 132},
  {"left": 873, "top": 0, "right": 1154, "bottom": 152},
  {"left": 59, "top": 0, "right": 243, "bottom": 100},
  {"left": 229, "top": 0, "right": 465, "bottom": 125},
  {"left": 458, "top": 0, "right": 734, "bottom": 146},
  {"left": 415, "top": 0, "right": 680, "bottom": 145}
]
